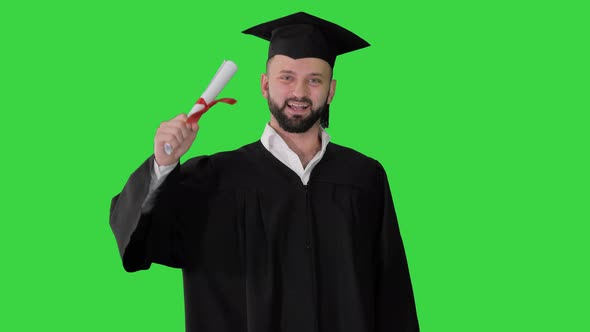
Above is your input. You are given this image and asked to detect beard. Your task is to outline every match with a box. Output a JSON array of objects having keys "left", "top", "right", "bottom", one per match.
[{"left": 268, "top": 94, "right": 328, "bottom": 133}]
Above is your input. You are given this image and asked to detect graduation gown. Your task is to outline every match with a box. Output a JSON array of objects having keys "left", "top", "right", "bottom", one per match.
[{"left": 110, "top": 140, "right": 419, "bottom": 332}]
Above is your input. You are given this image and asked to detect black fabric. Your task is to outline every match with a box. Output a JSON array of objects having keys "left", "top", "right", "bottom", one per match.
[
  {"left": 110, "top": 140, "right": 419, "bottom": 332},
  {"left": 242, "top": 12, "right": 370, "bottom": 68}
]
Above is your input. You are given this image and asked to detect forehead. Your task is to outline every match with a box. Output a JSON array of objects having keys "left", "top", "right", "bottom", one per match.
[{"left": 268, "top": 55, "right": 332, "bottom": 76}]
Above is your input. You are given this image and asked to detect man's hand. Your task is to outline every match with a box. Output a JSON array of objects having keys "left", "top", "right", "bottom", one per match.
[{"left": 154, "top": 114, "right": 199, "bottom": 166}]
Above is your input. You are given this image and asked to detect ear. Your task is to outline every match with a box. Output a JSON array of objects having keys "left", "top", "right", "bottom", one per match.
[
  {"left": 261, "top": 73, "right": 269, "bottom": 99},
  {"left": 327, "top": 79, "right": 337, "bottom": 104}
]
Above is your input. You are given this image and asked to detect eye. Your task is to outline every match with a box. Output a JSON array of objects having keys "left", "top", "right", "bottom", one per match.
[
  {"left": 308, "top": 78, "right": 322, "bottom": 85},
  {"left": 279, "top": 75, "right": 293, "bottom": 81}
]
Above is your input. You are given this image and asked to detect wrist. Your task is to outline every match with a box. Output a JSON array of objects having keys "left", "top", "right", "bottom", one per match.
[{"left": 153, "top": 159, "right": 178, "bottom": 179}]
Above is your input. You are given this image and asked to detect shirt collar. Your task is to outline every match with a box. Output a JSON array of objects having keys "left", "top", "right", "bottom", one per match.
[{"left": 260, "top": 123, "right": 331, "bottom": 153}]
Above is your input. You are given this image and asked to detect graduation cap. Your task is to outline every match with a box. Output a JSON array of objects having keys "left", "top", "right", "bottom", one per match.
[{"left": 242, "top": 12, "right": 370, "bottom": 128}]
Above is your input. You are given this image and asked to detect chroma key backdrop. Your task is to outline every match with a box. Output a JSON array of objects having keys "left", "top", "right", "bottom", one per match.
[{"left": 1, "top": 0, "right": 588, "bottom": 331}]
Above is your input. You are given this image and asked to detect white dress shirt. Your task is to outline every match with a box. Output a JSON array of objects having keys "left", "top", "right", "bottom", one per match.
[{"left": 259, "top": 123, "right": 330, "bottom": 185}]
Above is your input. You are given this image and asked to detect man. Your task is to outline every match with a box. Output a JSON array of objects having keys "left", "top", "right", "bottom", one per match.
[{"left": 111, "top": 11, "right": 419, "bottom": 332}]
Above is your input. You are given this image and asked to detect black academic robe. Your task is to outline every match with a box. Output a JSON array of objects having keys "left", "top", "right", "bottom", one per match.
[{"left": 110, "top": 140, "right": 419, "bottom": 332}]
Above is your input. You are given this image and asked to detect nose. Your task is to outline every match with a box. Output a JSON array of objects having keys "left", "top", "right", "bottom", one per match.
[{"left": 292, "top": 79, "right": 308, "bottom": 98}]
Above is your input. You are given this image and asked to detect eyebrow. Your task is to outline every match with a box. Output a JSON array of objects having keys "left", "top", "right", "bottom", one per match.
[{"left": 279, "top": 70, "right": 324, "bottom": 77}]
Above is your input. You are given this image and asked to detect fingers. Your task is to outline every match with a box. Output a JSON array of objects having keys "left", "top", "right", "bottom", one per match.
[
  {"left": 188, "top": 120, "right": 199, "bottom": 132},
  {"left": 157, "top": 115, "right": 195, "bottom": 144},
  {"left": 154, "top": 114, "right": 199, "bottom": 166},
  {"left": 158, "top": 125, "right": 186, "bottom": 147},
  {"left": 166, "top": 115, "right": 191, "bottom": 138}
]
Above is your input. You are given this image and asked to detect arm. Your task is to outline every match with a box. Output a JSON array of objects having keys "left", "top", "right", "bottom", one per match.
[
  {"left": 142, "top": 160, "right": 177, "bottom": 212},
  {"left": 110, "top": 156, "right": 168, "bottom": 271},
  {"left": 109, "top": 114, "right": 199, "bottom": 272}
]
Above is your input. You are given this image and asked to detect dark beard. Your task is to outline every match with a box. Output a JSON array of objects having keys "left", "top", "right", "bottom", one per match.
[{"left": 268, "top": 95, "right": 327, "bottom": 133}]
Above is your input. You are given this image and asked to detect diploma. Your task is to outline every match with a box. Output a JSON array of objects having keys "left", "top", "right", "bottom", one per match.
[{"left": 165, "top": 60, "right": 238, "bottom": 155}]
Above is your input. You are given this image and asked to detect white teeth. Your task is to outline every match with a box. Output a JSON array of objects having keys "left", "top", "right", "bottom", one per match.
[{"left": 288, "top": 103, "right": 309, "bottom": 108}]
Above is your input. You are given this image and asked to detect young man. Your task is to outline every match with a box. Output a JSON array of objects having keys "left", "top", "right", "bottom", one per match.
[{"left": 111, "top": 11, "right": 419, "bottom": 332}]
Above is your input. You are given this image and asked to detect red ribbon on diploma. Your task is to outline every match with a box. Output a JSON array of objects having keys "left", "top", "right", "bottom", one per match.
[{"left": 187, "top": 97, "right": 237, "bottom": 124}]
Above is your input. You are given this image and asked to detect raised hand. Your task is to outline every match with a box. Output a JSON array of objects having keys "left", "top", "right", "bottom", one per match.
[{"left": 154, "top": 114, "right": 199, "bottom": 166}]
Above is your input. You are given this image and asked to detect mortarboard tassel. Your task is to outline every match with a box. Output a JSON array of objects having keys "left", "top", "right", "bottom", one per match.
[{"left": 320, "top": 104, "right": 330, "bottom": 128}]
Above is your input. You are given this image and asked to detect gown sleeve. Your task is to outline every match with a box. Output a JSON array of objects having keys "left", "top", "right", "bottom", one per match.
[
  {"left": 109, "top": 155, "right": 212, "bottom": 272},
  {"left": 375, "top": 163, "right": 420, "bottom": 331}
]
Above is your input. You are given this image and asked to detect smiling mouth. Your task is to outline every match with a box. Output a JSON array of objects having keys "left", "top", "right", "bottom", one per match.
[{"left": 287, "top": 102, "right": 310, "bottom": 112}]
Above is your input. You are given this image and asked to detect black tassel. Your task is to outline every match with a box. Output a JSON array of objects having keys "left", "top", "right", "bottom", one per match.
[{"left": 320, "top": 104, "right": 330, "bottom": 128}]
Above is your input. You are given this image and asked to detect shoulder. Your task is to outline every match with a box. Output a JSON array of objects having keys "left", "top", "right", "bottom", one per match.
[
  {"left": 325, "top": 142, "right": 384, "bottom": 171},
  {"left": 182, "top": 141, "right": 261, "bottom": 167},
  {"left": 315, "top": 142, "right": 387, "bottom": 189},
  {"left": 208, "top": 140, "right": 263, "bottom": 169},
  {"left": 178, "top": 141, "right": 263, "bottom": 187}
]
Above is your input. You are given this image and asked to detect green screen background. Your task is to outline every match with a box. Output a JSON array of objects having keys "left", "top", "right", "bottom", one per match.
[{"left": 1, "top": 0, "right": 588, "bottom": 331}]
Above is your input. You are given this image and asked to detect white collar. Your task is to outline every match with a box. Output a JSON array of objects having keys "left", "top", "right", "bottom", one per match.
[
  {"left": 260, "top": 123, "right": 331, "bottom": 156},
  {"left": 260, "top": 123, "right": 331, "bottom": 184}
]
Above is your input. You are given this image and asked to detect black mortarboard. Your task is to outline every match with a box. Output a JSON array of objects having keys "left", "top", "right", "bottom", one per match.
[
  {"left": 242, "top": 12, "right": 370, "bottom": 127},
  {"left": 242, "top": 12, "right": 370, "bottom": 68}
]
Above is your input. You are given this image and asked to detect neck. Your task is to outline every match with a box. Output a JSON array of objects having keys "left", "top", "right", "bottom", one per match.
[{"left": 269, "top": 120, "right": 322, "bottom": 168}]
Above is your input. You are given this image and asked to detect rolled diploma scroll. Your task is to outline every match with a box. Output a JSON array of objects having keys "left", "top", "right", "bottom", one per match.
[{"left": 164, "top": 60, "right": 238, "bottom": 155}]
